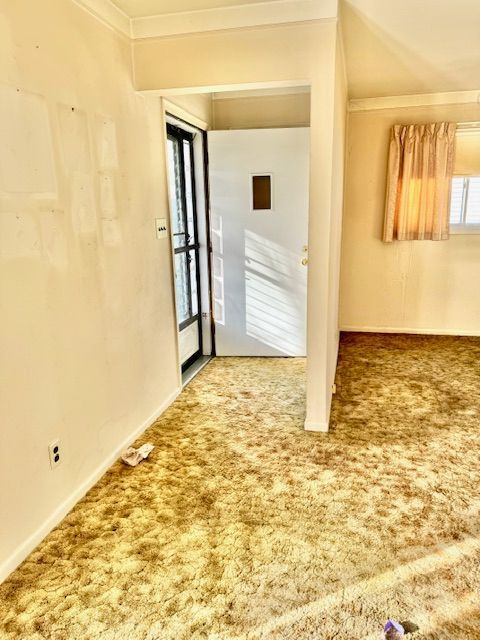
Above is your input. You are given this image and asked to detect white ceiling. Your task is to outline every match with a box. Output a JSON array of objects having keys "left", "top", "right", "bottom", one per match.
[
  {"left": 111, "top": 0, "right": 279, "bottom": 18},
  {"left": 343, "top": 0, "right": 480, "bottom": 98},
  {"left": 108, "top": 0, "right": 480, "bottom": 99}
]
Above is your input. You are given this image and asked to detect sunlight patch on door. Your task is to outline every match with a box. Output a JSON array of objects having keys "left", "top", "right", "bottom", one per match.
[
  {"left": 245, "top": 230, "right": 306, "bottom": 356},
  {"left": 211, "top": 213, "right": 225, "bottom": 326}
]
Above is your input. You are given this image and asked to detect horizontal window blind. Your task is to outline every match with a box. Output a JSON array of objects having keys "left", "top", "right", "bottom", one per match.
[
  {"left": 466, "top": 177, "right": 480, "bottom": 223},
  {"left": 450, "top": 176, "right": 480, "bottom": 225},
  {"left": 455, "top": 130, "right": 480, "bottom": 175},
  {"left": 450, "top": 177, "right": 464, "bottom": 224}
]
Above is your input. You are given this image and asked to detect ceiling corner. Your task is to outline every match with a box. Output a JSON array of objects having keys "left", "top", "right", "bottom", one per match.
[{"left": 72, "top": 0, "right": 132, "bottom": 37}]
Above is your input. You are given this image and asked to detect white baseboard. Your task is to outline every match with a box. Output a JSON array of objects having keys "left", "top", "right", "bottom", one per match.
[
  {"left": 304, "top": 419, "right": 329, "bottom": 433},
  {"left": 0, "top": 386, "right": 181, "bottom": 585},
  {"left": 340, "top": 326, "right": 480, "bottom": 337}
]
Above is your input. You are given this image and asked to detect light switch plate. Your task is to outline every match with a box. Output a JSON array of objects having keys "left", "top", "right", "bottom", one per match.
[{"left": 155, "top": 218, "right": 168, "bottom": 239}]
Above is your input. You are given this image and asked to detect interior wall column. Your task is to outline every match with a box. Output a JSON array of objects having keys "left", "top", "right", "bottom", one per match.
[{"left": 304, "top": 58, "right": 336, "bottom": 432}]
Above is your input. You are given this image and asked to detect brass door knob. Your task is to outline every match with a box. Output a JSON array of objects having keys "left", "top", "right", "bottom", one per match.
[{"left": 301, "top": 257, "right": 308, "bottom": 266}]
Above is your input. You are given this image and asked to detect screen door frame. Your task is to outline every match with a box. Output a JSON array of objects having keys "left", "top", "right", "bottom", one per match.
[{"left": 167, "top": 122, "right": 203, "bottom": 372}]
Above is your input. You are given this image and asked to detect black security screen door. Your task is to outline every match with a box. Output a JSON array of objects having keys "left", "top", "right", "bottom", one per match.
[{"left": 167, "top": 123, "right": 202, "bottom": 371}]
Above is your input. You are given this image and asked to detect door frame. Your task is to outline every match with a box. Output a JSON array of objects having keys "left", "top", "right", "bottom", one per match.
[
  {"left": 164, "top": 110, "right": 215, "bottom": 380},
  {"left": 167, "top": 122, "right": 203, "bottom": 372}
]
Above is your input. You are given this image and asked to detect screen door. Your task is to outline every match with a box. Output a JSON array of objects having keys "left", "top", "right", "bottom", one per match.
[{"left": 167, "top": 123, "right": 203, "bottom": 371}]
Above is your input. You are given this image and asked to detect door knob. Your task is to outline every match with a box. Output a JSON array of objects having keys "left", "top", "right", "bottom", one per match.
[{"left": 301, "top": 257, "right": 308, "bottom": 266}]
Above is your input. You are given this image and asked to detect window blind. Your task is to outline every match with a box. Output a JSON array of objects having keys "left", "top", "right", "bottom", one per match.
[{"left": 454, "top": 130, "right": 480, "bottom": 175}]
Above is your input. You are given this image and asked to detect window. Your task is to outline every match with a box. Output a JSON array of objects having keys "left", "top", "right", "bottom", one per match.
[
  {"left": 251, "top": 174, "right": 272, "bottom": 211},
  {"left": 450, "top": 127, "right": 480, "bottom": 233},
  {"left": 449, "top": 176, "right": 480, "bottom": 232}
]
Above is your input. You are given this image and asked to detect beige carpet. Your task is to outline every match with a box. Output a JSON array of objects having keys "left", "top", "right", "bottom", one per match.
[{"left": 2, "top": 333, "right": 480, "bottom": 639}]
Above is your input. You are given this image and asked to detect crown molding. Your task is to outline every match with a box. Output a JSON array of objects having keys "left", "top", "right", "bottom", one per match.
[
  {"left": 349, "top": 89, "right": 480, "bottom": 112},
  {"left": 72, "top": 0, "right": 337, "bottom": 40},
  {"left": 141, "top": 79, "right": 311, "bottom": 96},
  {"left": 131, "top": 0, "right": 338, "bottom": 40},
  {"left": 72, "top": 0, "right": 131, "bottom": 37},
  {"left": 212, "top": 86, "right": 310, "bottom": 100}
]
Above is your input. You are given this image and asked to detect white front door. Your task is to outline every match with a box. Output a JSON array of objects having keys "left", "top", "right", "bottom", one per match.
[{"left": 208, "top": 127, "right": 309, "bottom": 356}]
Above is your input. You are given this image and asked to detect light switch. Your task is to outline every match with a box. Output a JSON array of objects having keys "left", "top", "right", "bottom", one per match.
[{"left": 155, "top": 218, "right": 168, "bottom": 239}]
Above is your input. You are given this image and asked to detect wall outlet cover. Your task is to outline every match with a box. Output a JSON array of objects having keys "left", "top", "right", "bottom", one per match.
[{"left": 48, "top": 440, "right": 61, "bottom": 469}]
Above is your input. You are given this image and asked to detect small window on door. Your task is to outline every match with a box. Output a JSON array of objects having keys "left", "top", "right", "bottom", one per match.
[{"left": 251, "top": 174, "right": 272, "bottom": 211}]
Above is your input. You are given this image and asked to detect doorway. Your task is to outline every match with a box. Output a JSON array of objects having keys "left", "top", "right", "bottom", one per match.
[{"left": 166, "top": 122, "right": 206, "bottom": 374}]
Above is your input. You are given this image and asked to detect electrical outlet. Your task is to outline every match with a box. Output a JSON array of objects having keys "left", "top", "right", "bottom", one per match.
[{"left": 48, "top": 440, "right": 61, "bottom": 469}]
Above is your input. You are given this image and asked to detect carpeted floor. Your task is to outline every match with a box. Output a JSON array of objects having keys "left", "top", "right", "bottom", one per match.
[{"left": 2, "top": 333, "right": 480, "bottom": 639}]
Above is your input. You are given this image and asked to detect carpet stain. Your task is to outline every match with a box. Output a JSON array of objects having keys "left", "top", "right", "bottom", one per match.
[{"left": 1, "top": 333, "right": 480, "bottom": 639}]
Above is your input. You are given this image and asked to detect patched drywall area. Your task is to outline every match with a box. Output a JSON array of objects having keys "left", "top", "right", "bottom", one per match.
[
  {"left": 0, "top": 0, "right": 179, "bottom": 579},
  {"left": 0, "top": 86, "right": 57, "bottom": 194}
]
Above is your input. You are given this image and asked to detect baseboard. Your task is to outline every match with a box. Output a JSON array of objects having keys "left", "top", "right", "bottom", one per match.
[
  {"left": 340, "top": 326, "right": 480, "bottom": 337},
  {"left": 0, "top": 386, "right": 181, "bottom": 585},
  {"left": 304, "top": 419, "right": 329, "bottom": 433}
]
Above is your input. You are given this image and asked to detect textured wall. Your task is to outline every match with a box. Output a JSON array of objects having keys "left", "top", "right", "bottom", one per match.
[{"left": 0, "top": 0, "right": 180, "bottom": 578}]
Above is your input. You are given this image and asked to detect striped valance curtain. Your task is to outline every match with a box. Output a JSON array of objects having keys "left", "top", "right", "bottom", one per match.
[{"left": 383, "top": 122, "right": 456, "bottom": 242}]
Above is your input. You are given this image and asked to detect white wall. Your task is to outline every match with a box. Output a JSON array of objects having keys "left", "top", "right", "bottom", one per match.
[
  {"left": 340, "top": 102, "right": 480, "bottom": 335},
  {"left": 0, "top": 4, "right": 346, "bottom": 582},
  {"left": 133, "top": 22, "right": 336, "bottom": 92},
  {"left": 212, "top": 92, "right": 310, "bottom": 129},
  {"left": 326, "top": 36, "right": 348, "bottom": 417},
  {"left": 166, "top": 94, "right": 213, "bottom": 127},
  {"left": 0, "top": 0, "right": 180, "bottom": 581},
  {"left": 304, "top": 30, "right": 347, "bottom": 431}
]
